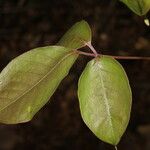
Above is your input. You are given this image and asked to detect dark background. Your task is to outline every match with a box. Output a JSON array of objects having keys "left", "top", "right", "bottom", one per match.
[{"left": 0, "top": 0, "right": 150, "bottom": 150}]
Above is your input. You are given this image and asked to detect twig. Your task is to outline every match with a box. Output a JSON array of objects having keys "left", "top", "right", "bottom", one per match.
[
  {"left": 106, "top": 55, "right": 150, "bottom": 60},
  {"left": 77, "top": 50, "right": 150, "bottom": 61}
]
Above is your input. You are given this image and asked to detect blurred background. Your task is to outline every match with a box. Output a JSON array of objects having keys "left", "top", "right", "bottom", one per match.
[{"left": 0, "top": 0, "right": 150, "bottom": 150}]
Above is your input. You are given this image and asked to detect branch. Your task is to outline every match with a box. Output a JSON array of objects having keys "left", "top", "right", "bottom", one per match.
[{"left": 107, "top": 55, "right": 150, "bottom": 60}]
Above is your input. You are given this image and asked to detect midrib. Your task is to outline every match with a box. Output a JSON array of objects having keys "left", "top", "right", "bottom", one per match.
[
  {"left": 98, "top": 64, "right": 115, "bottom": 139},
  {"left": 0, "top": 51, "right": 76, "bottom": 112}
]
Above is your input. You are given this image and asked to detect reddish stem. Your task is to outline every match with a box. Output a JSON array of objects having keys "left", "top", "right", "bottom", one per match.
[
  {"left": 107, "top": 55, "right": 150, "bottom": 60},
  {"left": 86, "top": 41, "right": 98, "bottom": 57},
  {"left": 77, "top": 51, "right": 95, "bottom": 57},
  {"left": 77, "top": 49, "right": 150, "bottom": 61}
]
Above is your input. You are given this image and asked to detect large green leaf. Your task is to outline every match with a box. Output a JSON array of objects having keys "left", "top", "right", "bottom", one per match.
[
  {"left": 0, "top": 46, "right": 78, "bottom": 124},
  {"left": 78, "top": 56, "right": 132, "bottom": 145},
  {"left": 57, "top": 20, "right": 91, "bottom": 49},
  {"left": 120, "top": 0, "right": 150, "bottom": 16}
]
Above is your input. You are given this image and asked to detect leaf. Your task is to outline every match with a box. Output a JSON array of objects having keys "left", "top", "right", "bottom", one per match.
[
  {"left": 0, "top": 46, "right": 78, "bottom": 124},
  {"left": 120, "top": 0, "right": 150, "bottom": 16},
  {"left": 78, "top": 56, "right": 132, "bottom": 145},
  {"left": 57, "top": 20, "right": 91, "bottom": 49}
]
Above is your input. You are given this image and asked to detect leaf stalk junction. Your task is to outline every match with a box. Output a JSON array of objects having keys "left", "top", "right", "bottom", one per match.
[{"left": 77, "top": 42, "right": 150, "bottom": 61}]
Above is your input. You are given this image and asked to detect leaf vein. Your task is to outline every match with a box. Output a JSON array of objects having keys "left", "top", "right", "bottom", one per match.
[
  {"left": 0, "top": 51, "right": 75, "bottom": 112},
  {"left": 97, "top": 64, "right": 115, "bottom": 140}
]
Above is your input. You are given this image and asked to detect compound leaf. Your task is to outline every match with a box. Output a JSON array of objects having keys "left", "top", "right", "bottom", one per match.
[
  {"left": 58, "top": 20, "right": 91, "bottom": 49},
  {"left": 0, "top": 46, "right": 78, "bottom": 124},
  {"left": 78, "top": 56, "right": 132, "bottom": 145},
  {"left": 120, "top": 0, "right": 150, "bottom": 16}
]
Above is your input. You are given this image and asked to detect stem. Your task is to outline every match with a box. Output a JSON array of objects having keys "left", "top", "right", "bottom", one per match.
[
  {"left": 106, "top": 55, "right": 150, "bottom": 60},
  {"left": 77, "top": 50, "right": 96, "bottom": 57},
  {"left": 115, "top": 146, "right": 118, "bottom": 150},
  {"left": 86, "top": 41, "right": 98, "bottom": 57},
  {"left": 77, "top": 49, "right": 150, "bottom": 60}
]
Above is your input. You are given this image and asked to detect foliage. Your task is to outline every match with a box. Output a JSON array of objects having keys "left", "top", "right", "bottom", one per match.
[
  {"left": 0, "top": 46, "right": 78, "bottom": 124},
  {"left": 78, "top": 56, "right": 132, "bottom": 145},
  {"left": 0, "top": 20, "right": 132, "bottom": 147},
  {"left": 120, "top": 0, "right": 150, "bottom": 16}
]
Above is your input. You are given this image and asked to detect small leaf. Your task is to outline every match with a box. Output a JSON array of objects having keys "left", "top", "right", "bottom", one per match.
[
  {"left": 120, "top": 0, "right": 150, "bottom": 16},
  {"left": 78, "top": 56, "right": 132, "bottom": 145},
  {"left": 57, "top": 20, "right": 91, "bottom": 49},
  {"left": 0, "top": 46, "right": 78, "bottom": 124}
]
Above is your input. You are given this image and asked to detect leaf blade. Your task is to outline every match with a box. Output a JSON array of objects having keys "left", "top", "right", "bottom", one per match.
[
  {"left": 78, "top": 56, "right": 132, "bottom": 145},
  {"left": 57, "top": 20, "right": 91, "bottom": 49},
  {"left": 0, "top": 46, "right": 78, "bottom": 124},
  {"left": 120, "top": 0, "right": 150, "bottom": 16}
]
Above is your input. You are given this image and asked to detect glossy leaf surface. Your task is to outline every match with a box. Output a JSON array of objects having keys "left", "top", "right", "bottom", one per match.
[
  {"left": 58, "top": 20, "right": 91, "bottom": 49},
  {"left": 78, "top": 56, "right": 132, "bottom": 145},
  {"left": 0, "top": 46, "right": 78, "bottom": 124},
  {"left": 120, "top": 0, "right": 150, "bottom": 16}
]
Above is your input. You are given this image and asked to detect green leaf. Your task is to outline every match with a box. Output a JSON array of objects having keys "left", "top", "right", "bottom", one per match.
[
  {"left": 78, "top": 56, "right": 132, "bottom": 145},
  {"left": 0, "top": 46, "right": 78, "bottom": 124},
  {"left": 57, "top": 20, "right": 91, "bottom": 49},
  {"left": 120, "top": 0, "right": 150, "bottom": 16}
]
